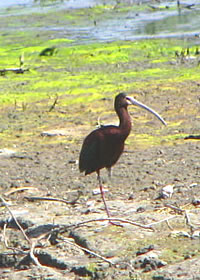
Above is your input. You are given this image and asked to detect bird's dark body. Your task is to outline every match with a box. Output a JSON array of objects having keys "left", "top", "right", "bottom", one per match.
[
  {"left": 79, "top": 93, "right": 166, "bottom": 221},
  {"left": 79, "top": 93, "right": 132, "bottom": 176},
  {"left": 79, "top": 125, "right": 127, "bottom": 175}
]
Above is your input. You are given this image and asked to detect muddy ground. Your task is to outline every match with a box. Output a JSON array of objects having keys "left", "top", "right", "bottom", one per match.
[
  {"left": 0, "top": 85, "right": 200, "bottom": 280},
  {"left": 1, "top": 1, "right": 200, "bottom": 279}
]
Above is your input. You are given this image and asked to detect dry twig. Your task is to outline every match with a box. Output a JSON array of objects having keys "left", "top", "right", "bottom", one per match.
[
  {"left": 146, "top": 215, "right": 178, "bottom": 227},
  {"left": 30, "top": 242, "right": 43, "bottom": 268},
  {"left": 0, "top": 195, "right": 42, "bottom": 267},
  {"left": 165, "top": 203, "right": 200, "bottom": 232},
  {"left": 49, "top": 95, "right": 58, "bottom": 112},
  {"left": 164, "top": 203, "right": 185, "bottom": 214},
  {"left": 0, "top": 196, "right": 30, "bottom": 244},
  {"left": 4, "top": 186, "right": 38, "bottom": 196},
  {"left": 0, "top": 68, "right": 29, "bottom": 75},
  {"left": 24, "top": 196, "right": 79, "bottom": 205},
  {"left": 165, "top": 219, "right": 173, "bottom": 230},
  {"left": 3, "top": 221, "right": 27, "bottom": 255},
  {"left": 69, "top": 217, "right": 154, "bottom": 231},
  {"left": 59, "top": 236, "right": 115, "bottom": 265},
  {"left": 184, "top": 210, "right": 199, "bottom": 235}
]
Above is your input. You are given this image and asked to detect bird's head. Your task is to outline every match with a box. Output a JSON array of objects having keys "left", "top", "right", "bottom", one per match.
[
  {"left": 115, "top": 92, "right": 167, "bottom": 126},
  {"left": 114, "top": 92, "right": 130, "bottom": 109}
]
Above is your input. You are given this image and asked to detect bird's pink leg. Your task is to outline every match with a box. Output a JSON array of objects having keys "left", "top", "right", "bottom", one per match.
[
  {"left": 97, "top": 172, "right": 111, "bottom": 218},
  {"left": 97, "top": 171, "right": 123, "bottom": 227}
]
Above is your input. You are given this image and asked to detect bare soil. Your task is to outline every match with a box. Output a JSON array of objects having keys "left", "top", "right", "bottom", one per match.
[
  {"left": 0, "top": 1, "right": 200, "bottom": 278},
  {"left": 0, "top": 91, "right": 200, "bottom": 279}
]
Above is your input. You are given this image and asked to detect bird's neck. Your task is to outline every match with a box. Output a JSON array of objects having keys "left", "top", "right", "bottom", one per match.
[{"left": 117, "top": 107, "right": 132, "bottom": 139}]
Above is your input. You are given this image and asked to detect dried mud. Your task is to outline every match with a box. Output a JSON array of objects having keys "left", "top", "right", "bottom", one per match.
[
  {"left": 1, "top": 1, "right": 200, "bottom": 280},
  {"left": 1, "top": 96, "right": 200, "bottom": 279}
]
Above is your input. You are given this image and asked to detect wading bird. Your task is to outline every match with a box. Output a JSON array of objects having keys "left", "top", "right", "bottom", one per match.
[{"left": 79, "top": 93, "right": 166, "bottom": 221}]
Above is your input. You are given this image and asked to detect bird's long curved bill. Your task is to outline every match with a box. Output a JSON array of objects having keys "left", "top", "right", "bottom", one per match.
[{"left": 127, "top": 96, "right": 167, "bottom": 126}]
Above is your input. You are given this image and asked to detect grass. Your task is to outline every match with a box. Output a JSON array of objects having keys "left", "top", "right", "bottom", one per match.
[{"left": 1, "top": 12, "right": 200, "bottom": 148}]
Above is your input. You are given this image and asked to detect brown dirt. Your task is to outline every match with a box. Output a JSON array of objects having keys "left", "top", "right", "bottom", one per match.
[{"left": 0, "top": 87, "right": 200, "bottom": 279}]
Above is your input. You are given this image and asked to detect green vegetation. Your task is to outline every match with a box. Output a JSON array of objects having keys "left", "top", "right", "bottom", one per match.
[
  {"left": 0, "top": 6, "right": 200, "bottom": 148},
  {"left": 1, "top": 38, "right": 199, "bottom": 105}
]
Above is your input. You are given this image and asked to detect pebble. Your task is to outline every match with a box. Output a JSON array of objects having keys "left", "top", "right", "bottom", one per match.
[
  {"left": 192, "top": 198, "right": 200, "bottom": 206},
  {"left": 40, "top": 129, "right": 68, "bottom": 137},
  {"left": 136, "top": 244, "right": 154, "bottom": 255},
  {"left": 71, "top": 265, "right": 95, "bottom": 277},
  {"left": 0, "top": 148, "right": 16, "bottom": 158},
  {"left": 192, "top": 231, "right": 200, "bottom": 239},
  {"left": 161, "top": 185, "right": 174, "bottom": 198},
  {"left": 136, "top": 206, "right": 146, "bottom": 213},
  {"left": 170, "top": 230, "right": 191, "bottom": 238},
  {"left": 152, "top": 276, "right": 173, "bottom": 280},
  {"left": 133, "top": 255, "right": 167, "bottom": 272},
  {"left": 92, "top": 188, "right": 108, "bottom": 195},
  {"left": 189, "top": 183, "right": 198, "bottom": 188}
]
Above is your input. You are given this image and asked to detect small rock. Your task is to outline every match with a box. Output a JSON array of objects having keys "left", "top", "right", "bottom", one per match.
[
  {"left": 142, "top": 257, "right": 167, "bottom": 271},
  {"left": 0, "top": 254, "right": 17, "bottom": 268},
  {"left": 155, "top": 158, "right": 165, "bottom": 166},
  {"left": 25, "top": 224, "right": 59, "bottom": 238},
  {"left": 133, "top": 255, "right": 167, "bottom": 272},
  {"left": 0, "top": 148, "right": 16, "bottom": 158},
  {"left": 192, "top": 198, "right": 200, "bottom": 206},
  {"left": 192, "top": 231, "right": 200, "bottom": 239},
  {"left": 136, "top": 206, "right": 146, "bottom": 213},
  {"left": 136, "top": 245, "right": 154, "bottom": 256},
  {"left": 71, "top": 264, "right": 106, "bottom": 279},
  {"left": 157, "top": 185, "right": 174, "bottom": 199},
  {"left": 18, "top": 251, "right": 70, "bottom": 270},
  {"left": 40, "top": 129, "right": 68, "bottom": 137},
  {"left": 71, "top": 265, "right": 95, "bottom": 277},
  {"left": 0, "top": 217, "right": 34, "bottom": 230},
  {"left": 81, "top": 208, "right": 91, "bottom": 214},
  {"left": 92, "top": 188, "right": 108, "bottom": 195},
  {"left": 142, "top": 186, "right": 154, "bottom": 192},
  {"left": 152, "top": 275, "right": 173, "bottom": 280},
  {"left": 162, "top": 185, "right": 174, "bottom": 198},
  {"left": 184, "top": 254, "right": 192, "bottom": 259},
  {"left": 128, "top": 194, "right": 134, "bottom": 200},
  {"left": 69, "top": 230, "right": 94, "bottom": 252},
  {"left": 189, "top": 183, "right": 198, "bottom": 188},
  {"left": 68, "top": 159, "right": 78, "bottom": 164},
  {"left": 170, "top": 230, "right": 191, "bottom": 238}
]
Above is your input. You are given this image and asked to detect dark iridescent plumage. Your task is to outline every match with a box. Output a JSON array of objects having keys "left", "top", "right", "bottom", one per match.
[
  {"left": 79, "top": 93, "right": 166, "bottom": 221},
  {"left": 79, "top": 93, "right": 131, "bottom": 175}
]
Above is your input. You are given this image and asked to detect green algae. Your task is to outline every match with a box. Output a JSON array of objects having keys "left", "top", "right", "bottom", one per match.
[
  {"left": 1, "top": 6, "right": 200, "bottom": 280},
  {"left": 1, "top": 28, "right": 200, "bottom": 147}
]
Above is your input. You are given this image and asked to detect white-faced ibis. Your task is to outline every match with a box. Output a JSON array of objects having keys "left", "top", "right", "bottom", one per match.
[{"left": 79, "top": 93, "right": 166, "bottom": 220}]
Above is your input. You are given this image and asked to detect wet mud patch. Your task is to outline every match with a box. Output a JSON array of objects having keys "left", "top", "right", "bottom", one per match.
[
  {"left": 1, "top": 3, "right": 200, "bottom": 278},
  {"left": 0, "top": 138, "right": 200, "bottom": 279}
]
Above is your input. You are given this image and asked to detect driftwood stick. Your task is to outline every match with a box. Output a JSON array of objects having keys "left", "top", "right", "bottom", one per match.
[
  {"left": 165, "top": 219, "right": 173, "bottom": 230},
  {"left": 183, "top": 210, "right": 199, "bottom": 233},
  {"left": 185, "top": 134, "right": 200, "bottom": 140},
  {"left": 30, "top": 242, "right": 43, "bottom": 268},
  {"left": 69, "top": 217, "right": 154, "bottom": 231},
  {"left": 0, "top": 195, "right": 43, "bottom": 267},
  {"left": 2, "top": 222, "right": 28, "bottom": 255},
  {"left": 164, "top": 203, "right": 185, "bottom": 214},
  {"left": 3, "top": 223, "right": 9, "bottom": 248},
  {"left": 0, "top": 251, "right": 28, "bottom": 256},
  {"left": 146, "top": 215, "right": 178, "bottom": 227},
  {"left": 4, "top": 186, "right": 38, "bottom": 196},
  {"left": 24, "top": 196, "right": 79, "bottom": 205},
  {"left": 49, "top": 95, "right": 58, "bottom": 112},
  {"left": 59, "top": 237, "right": 115, "bottom": 265},
  {"left": 0, "top": 68, "right": 29, "bottom": 74},
  {"left": 0, "top": 196, "right": 30, "bottom": 244}
]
